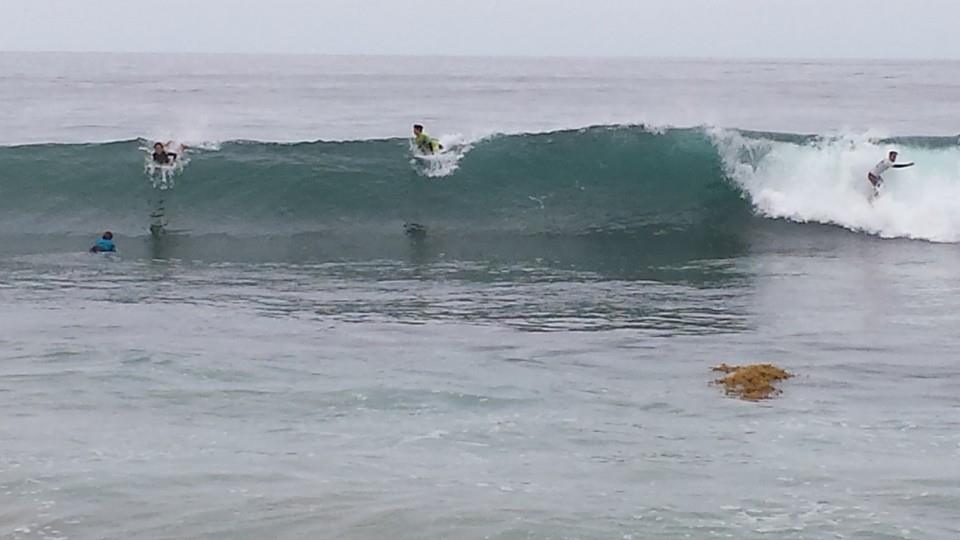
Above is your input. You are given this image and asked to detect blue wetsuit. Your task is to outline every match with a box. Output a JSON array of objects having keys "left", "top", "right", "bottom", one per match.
[{"left": 91, "top": 238, "right": 116, "bottom": 253}]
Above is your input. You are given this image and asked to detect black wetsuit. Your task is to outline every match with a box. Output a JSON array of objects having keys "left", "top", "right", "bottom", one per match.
[{"left": 152, "top": 151, "right": 177, "bottom": 165}]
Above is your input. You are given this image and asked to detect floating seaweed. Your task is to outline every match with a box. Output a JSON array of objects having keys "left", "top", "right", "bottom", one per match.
[{"left": 712, "top": 363, "right": 793, "bottom": 401}]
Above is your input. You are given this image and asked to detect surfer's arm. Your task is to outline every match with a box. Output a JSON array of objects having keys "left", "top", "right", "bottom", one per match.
[{"left": 893, "top": 162, "right": 914, "bottom": 168}]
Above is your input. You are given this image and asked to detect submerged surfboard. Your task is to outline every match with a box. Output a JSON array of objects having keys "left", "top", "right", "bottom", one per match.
[
  {"left": 412, "top": 152, "right": 447, "bottom": 162},
  {"left": 412, "top": 143, "right": 462, "bottom": 161}
]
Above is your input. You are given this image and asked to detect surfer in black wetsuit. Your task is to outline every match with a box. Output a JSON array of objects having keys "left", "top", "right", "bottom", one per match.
[{"left": 152, "top": 142, "right": 185, "bottom": 165}]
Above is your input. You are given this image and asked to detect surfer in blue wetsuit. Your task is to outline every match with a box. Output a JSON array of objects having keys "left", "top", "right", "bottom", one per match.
[
  {"left": 89, "top": 231, "right": 116, "bottom": 253},
  {"left": 152, "top": 142, "right": 185, "bottom": 165},
  {"left": 412, "top": 124, "right": 442, "bottom": 154}
]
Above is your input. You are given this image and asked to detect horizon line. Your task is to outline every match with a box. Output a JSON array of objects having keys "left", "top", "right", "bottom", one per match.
[{"left": 2, "top": 49, "right": 959, "bottom": 63}]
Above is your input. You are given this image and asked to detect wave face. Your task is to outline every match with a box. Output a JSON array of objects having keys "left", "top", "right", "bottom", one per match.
[
  {"left": 0, "top": 127, "right": 746, "bottom": 234},
  {"left": 1, "top": 126, "right": 958, "bottom": 262}
]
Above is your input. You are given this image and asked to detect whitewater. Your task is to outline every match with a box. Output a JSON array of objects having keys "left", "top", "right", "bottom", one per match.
[{"left": 1, "top": 53, "right": 959, "bottom": 540}]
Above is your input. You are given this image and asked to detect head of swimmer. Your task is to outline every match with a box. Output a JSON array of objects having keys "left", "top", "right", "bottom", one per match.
[
  {"left": 154, "top": 142, "right": 165, "bottom": 153},
  {"left": 888, "top": 150, "right": 898, "bottom": 162},
  {"left": 102, "top": 231, "right": 113, "bottom": 240},
  {"left": 412, "top": 124, "right": 424, "bottom": 137}
]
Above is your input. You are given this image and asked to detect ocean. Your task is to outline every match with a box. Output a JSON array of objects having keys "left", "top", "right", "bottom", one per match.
[{"left": 0, "top": 52, "right": 958, "bottom": 539}]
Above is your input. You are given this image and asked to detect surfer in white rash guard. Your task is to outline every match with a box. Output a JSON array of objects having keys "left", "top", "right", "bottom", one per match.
[{"left": 867, "top": 150, "right": 913, "bottom": 197}]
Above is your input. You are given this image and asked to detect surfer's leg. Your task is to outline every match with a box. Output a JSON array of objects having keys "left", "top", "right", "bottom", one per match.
[
  {"left": 868, "top": 174, "right": 883, "bottom": 200},
  {"left": 865, "top": 174, "right": 878, "bottom": 201}
]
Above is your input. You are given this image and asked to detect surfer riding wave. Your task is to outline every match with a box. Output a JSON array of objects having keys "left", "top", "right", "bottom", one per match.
[
  {"left": 413, "top": 124, "right": 442, "bottom": 154},
  {"left": 867, "top": 150, "right": 914, "bottom": 197}
]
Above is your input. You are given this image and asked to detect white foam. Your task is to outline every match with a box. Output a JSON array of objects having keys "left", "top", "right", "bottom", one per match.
[
  {"left": 712, "top": 129, "right": 960, "bottom": 243},
  {"left": 409, "top": 132, "right": 477, "bottom": 179}
]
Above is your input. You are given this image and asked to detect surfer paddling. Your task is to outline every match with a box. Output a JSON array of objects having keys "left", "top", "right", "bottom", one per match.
[
  {"left": 867, "top": 150, "right": 913, "bottom": 198},
  {"left": 89, "top": 231, "right": 116, "bottom": 253}
]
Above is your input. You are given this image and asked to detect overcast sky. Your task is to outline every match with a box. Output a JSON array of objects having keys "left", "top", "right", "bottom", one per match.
[{"left": 4, "top": 0, "right": 957, "bottom": 59}]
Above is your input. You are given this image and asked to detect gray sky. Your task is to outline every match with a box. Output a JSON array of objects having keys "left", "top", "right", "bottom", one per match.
[{"left": 4, "top": 0, "right": 958, "bottom": 59}]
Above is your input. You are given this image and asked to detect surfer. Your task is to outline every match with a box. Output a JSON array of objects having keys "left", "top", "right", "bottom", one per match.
[
  {"left": 89, "top": 231, "right": 116, "bottom": 253},
  {"left": 867, "top": 150, "right": 913, "bottom": 196},
  {"left": 152, "top": 141, "right": 186, "bottom": 165},
  {"left": 412, "top": 124, "right": 442, "bottom": 154}
]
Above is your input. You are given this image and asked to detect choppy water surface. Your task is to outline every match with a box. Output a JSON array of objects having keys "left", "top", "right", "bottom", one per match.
[{"left": 2, "top": 241, "right": 958, "bottom": 539}]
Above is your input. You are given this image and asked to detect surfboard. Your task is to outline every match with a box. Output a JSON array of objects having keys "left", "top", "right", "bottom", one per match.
[
  {"left": 412, "top": 142, "right": 461, "bottom": 161},
  {"left": 413, "top": 151, "right": 446, "bottom": 162}
]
